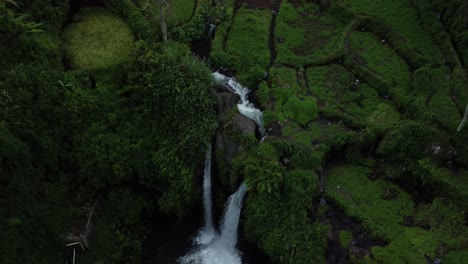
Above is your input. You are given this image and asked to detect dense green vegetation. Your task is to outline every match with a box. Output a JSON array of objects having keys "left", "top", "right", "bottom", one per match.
[
  {"left": 1, "top": 0, "right": 467, "bottom": 263},
  {"left": 0, "top": 0, "right": 218, "bottom": 263}
]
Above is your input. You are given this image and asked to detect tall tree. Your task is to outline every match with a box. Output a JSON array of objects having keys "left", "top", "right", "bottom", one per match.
[{"left": 158, "top": 0, "right": 168, "bottom": 42}]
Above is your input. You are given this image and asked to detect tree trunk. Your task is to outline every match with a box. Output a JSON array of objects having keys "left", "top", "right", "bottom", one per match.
[{"left": 159, "top": 0, "right": 167, "bottom": 42}]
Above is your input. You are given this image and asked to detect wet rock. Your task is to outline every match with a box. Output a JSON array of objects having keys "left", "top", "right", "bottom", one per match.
[
  {"left": 217, "top": 67, "right": 235, "bottom": 77},
  {"left": 233, "top": 114, "right": 256, "bottom": 135},
  {"left": 216, "top": 114, "right": 255, "bottom": 163},
  {"left": 367, "top": 172, "right": 378, "bottom": 181},
  {"left": 349, "top": 246, "right": 371, "bottom": 260},
  {"left": 215, "top": 92, "right": 239, "bottom": 118}
]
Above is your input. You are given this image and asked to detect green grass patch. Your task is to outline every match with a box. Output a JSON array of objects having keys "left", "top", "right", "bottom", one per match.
[
  {"left": 211, "top": 7, "right": 271, "bottom": 87},
  {"left": 63, "top": 7, "right": 135, "bottom": 71}
]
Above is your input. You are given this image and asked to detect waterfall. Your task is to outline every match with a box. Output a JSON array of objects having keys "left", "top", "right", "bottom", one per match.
[
  {"left": 180, "top": 73, "right": 265, "bottom": 264},
  {"left": 179, "top": 184, "right": 248, "bottom": 264},
  {"left": 213, "top": 72, "right": 266, "bottom": 137},
  {"left": 196, "top": 145, "right": 216, "bottom": 245},
  {"left": 218, "top": 183, "right": 248, "bottom": 249},
  {"left": 208, "top": 24, "right": 216, "bottom": 39}
]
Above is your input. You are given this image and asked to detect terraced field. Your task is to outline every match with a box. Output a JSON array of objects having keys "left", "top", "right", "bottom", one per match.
[{"left": 211, "top": 0, "right": 468, "bottom": 263}]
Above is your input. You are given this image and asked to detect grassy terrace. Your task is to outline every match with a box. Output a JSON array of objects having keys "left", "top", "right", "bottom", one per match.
[
  {"left": 275, "top": 0, "right": 346, "bottom": 67},
  {"left": 326, "top": 165, "right": 468, "bottom": 263},
  {"left": 340, "top": 0, "right": 445, "bottom": 66}
]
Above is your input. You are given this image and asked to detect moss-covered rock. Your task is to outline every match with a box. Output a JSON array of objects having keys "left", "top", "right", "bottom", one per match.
[{"left": 283, "top": 96, "right": 319, "bottom": 126}]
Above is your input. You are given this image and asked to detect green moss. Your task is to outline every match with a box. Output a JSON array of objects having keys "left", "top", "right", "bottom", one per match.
[
  {"left": 283, "top": 96, "right": 318, "bottom": 126},
  {"left": 339, "top": 230, "right": 353, "bottom": 248},
  {"left": 270, "top": 66, "right": 301, "bottom": 114},
  {"left": 63, "top": 7, "right": 135, "bottom": 71},
  {"left": 367, "top": 102, "right": 400, "bottom": 135}
]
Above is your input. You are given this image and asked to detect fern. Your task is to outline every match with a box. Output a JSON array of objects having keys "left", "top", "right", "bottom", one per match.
[{"left": 3, "top": 0, "right": 21, "bottom": 8}]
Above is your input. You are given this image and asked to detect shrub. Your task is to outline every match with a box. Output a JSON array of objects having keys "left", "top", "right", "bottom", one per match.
[{"left": 243, "top": 169, "right": 327, "bottom": 263}]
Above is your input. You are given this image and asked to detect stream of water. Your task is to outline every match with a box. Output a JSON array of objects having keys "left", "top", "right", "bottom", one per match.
[{"left": 213, "top": 72, "right": 266, "bottom": 138}]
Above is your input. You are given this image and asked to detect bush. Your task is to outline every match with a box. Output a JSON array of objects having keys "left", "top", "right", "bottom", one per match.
[
  {"left": 0, "top": 5, "right": 61, "bottom": 72},
  {"left": 233, "top": 142, "right": 283, "bottom": 194},
  {"left": 377, "top": 121, "right": 441, "bottom": 177},
  {"left": 106, "top": 0, "right": 157, "bottom": 41},
  {"left": 121, "top": 42, "right": 218, "bottom": 217},
  {"left": 243, "top": 169, "right": 327, "bottom": 263}
]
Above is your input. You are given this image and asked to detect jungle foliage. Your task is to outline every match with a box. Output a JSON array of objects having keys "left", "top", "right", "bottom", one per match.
[{"left": 0, "top": 1, "right": 217, "bottom": 263}]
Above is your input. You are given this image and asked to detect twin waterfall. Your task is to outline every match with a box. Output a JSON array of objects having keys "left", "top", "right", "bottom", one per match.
[{"left": 179, "top": 73, "right": 265, "bottom": 264}]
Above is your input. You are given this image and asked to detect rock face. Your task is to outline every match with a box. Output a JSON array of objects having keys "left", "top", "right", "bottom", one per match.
[{"left": 213, "top": 90, "right": 256, "bottom": 190}]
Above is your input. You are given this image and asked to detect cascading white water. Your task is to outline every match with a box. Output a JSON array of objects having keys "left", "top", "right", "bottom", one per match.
[
  {"left": 218, "top": 183, "right": 247, "bottom": 249},
  {"left": 179, "top": 183, "right": 248, "bottom": 264},
  {"left": 196, "top": 145, "right": 216, "bottom": 245},
  {"left": 213, "top": 72, "right": 266, "bottom": 137},
  {"left": 180, "top": 73, "right": 265, "bottom": 264},
  {"left": 208, "top": 24, "right": 216, "bottom": 38}
]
